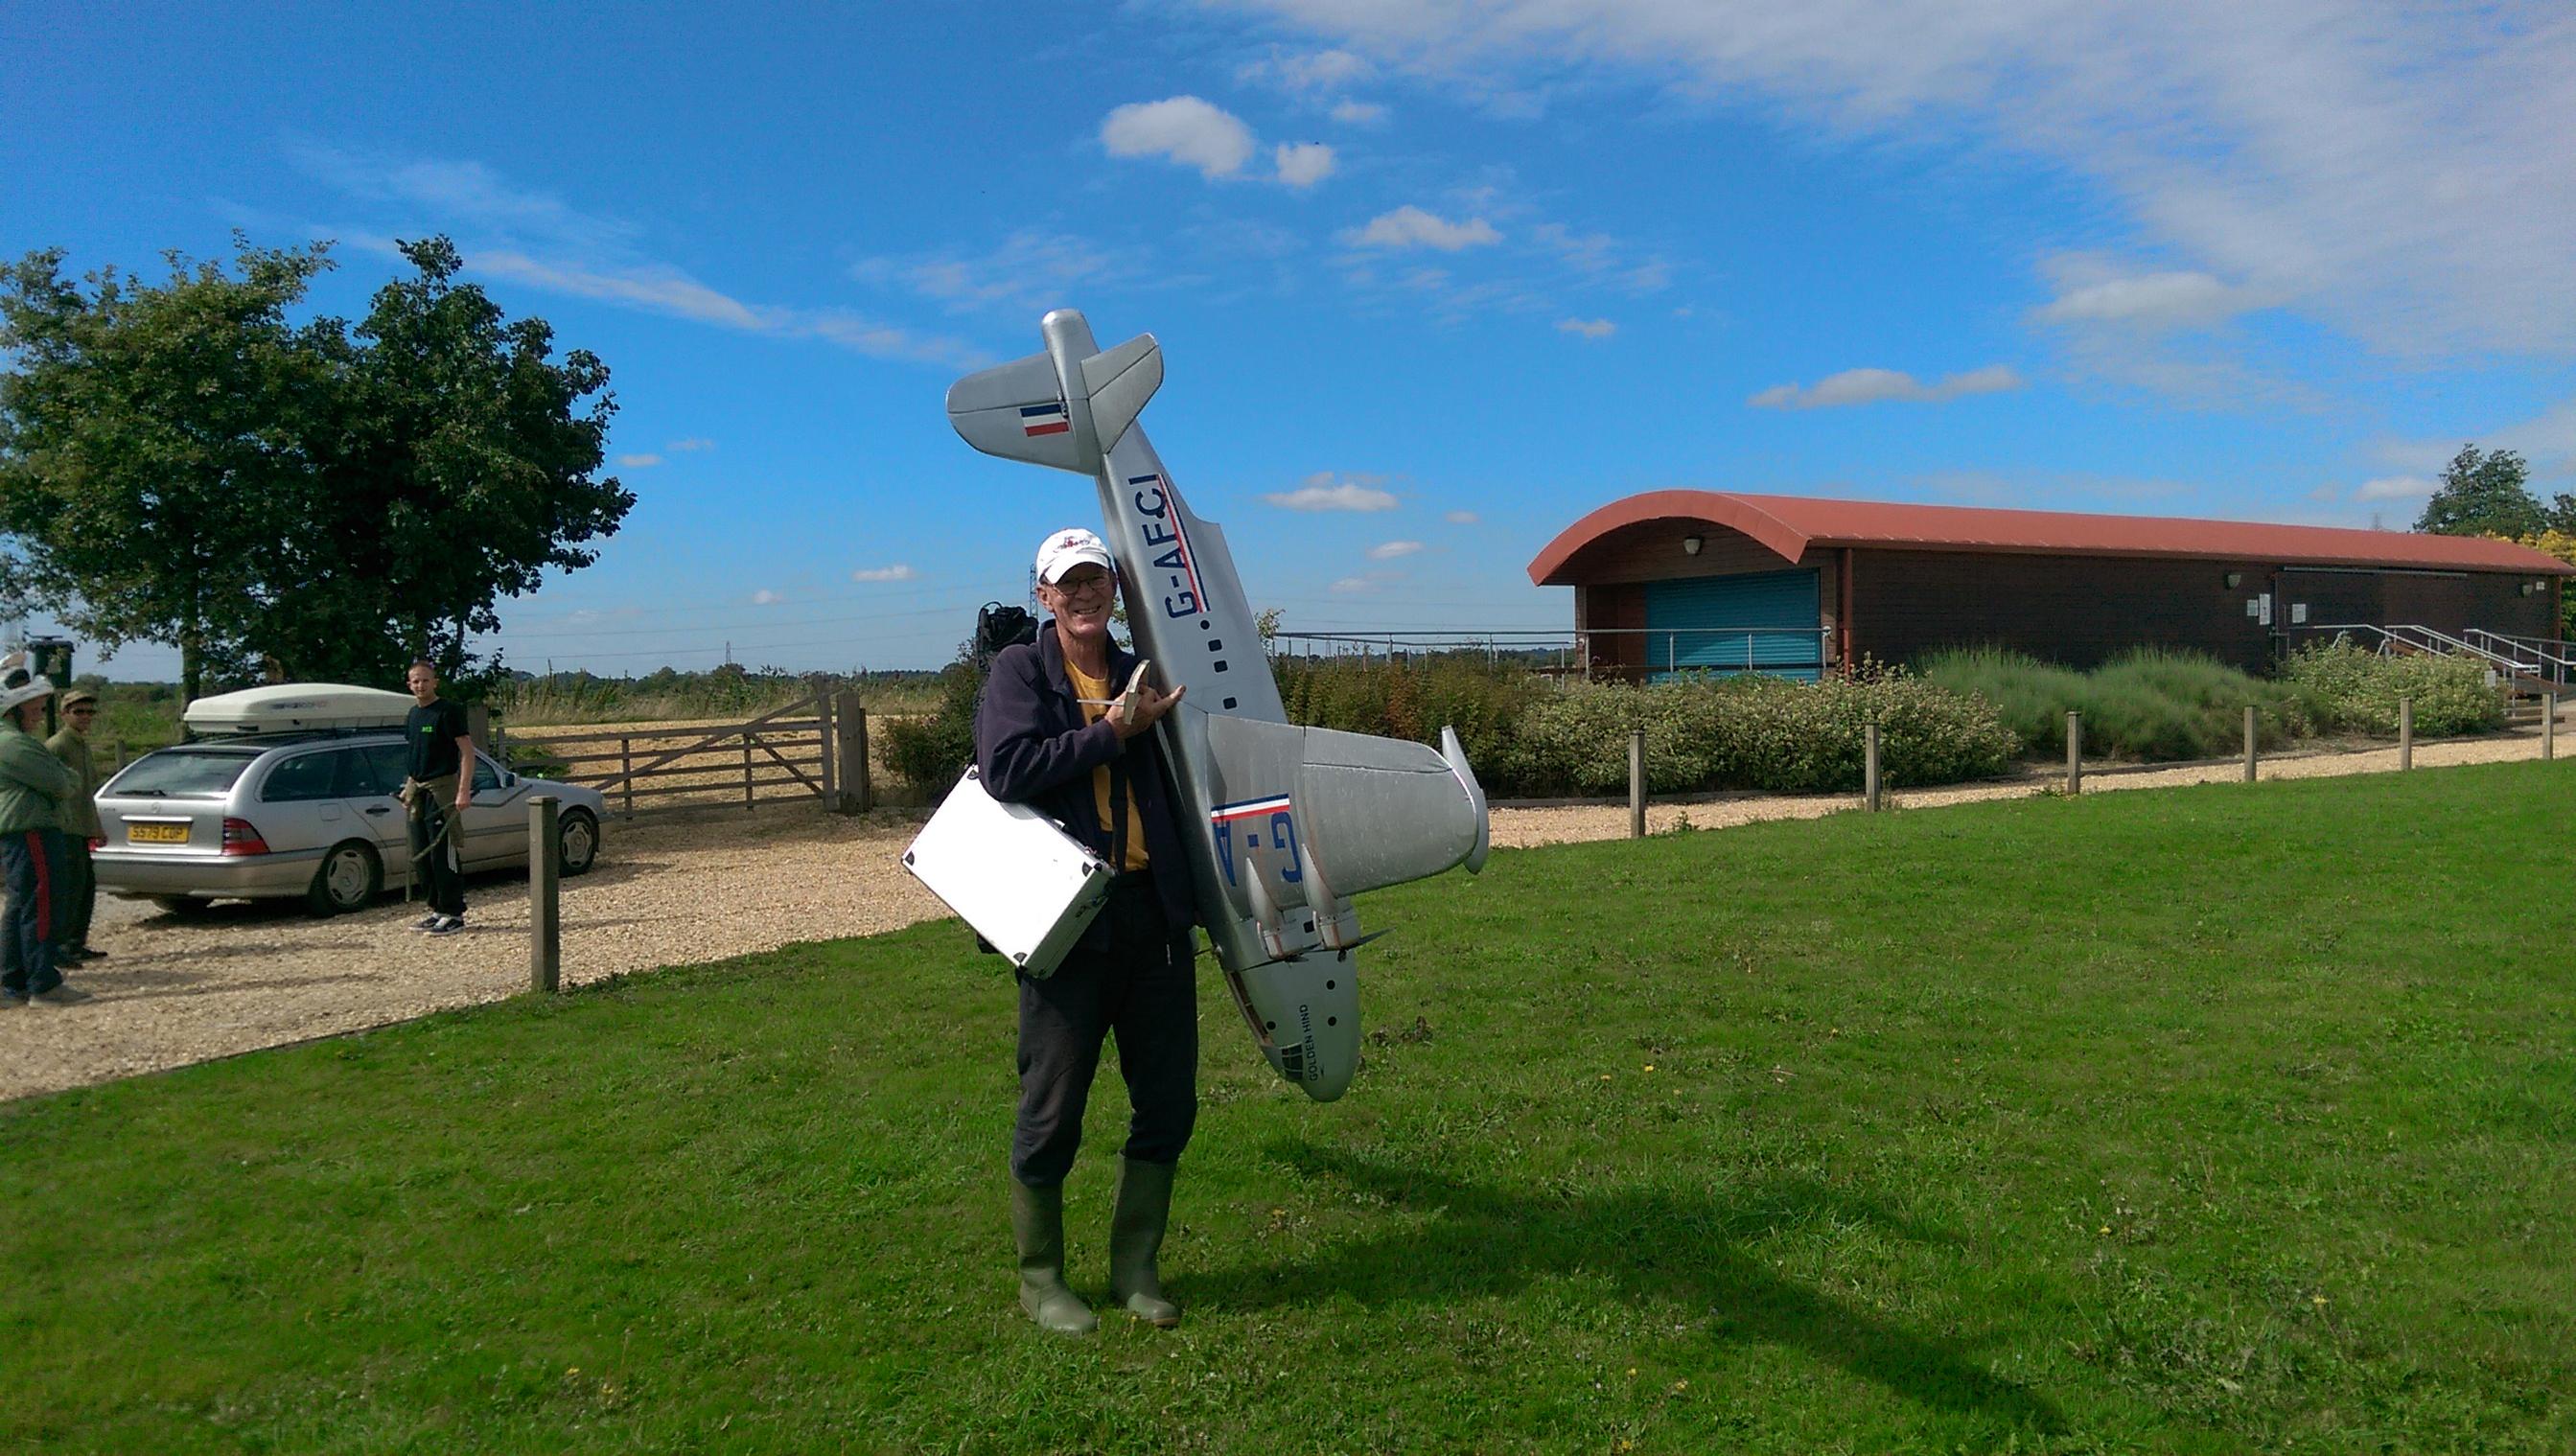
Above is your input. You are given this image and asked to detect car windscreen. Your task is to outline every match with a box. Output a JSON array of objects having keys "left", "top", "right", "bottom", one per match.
[{"left": 103, "top": 747, "right": 265, "bottom": 798}]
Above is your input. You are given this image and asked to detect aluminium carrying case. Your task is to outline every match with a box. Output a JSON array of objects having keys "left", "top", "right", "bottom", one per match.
[{"left": 901, "top": 765, "right": 1113, "bottom": 978}]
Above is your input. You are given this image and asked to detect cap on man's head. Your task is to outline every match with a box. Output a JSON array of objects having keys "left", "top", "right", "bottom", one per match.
[
  {"left": 1034, "top": 527, "right": 1115, "bottom": 586},
  {"left": 60, "top": 689, "right": 99, "bottom": 709}
]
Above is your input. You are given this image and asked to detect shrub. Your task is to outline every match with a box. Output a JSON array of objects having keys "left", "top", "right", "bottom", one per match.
[
  {"left": 1492, "top": 669, "right": 2015, "bottom": 796},
  {"left": 877, "top": 661, "right": 982, "bottom": 794},
  {"left": 2282, "top": 639, "right": 2505, "bottom": 736},
  {"left": 1273, "top": 654, "right": 1538, "bottom": 774}
]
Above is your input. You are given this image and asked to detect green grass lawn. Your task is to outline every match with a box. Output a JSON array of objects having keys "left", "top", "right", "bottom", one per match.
[{"left": 6, "top": 762, "right": 2572, "bottom": 1453}]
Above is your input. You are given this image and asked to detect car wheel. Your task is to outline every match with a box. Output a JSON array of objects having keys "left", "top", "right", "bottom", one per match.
[
  {"left": 307, "top": 841, "right": 383, "bottom": 917},
  {"left": 558, "top": 809, "right": 600, "bottom": 876},
  {"left": 152, "top": 895, "right": 218, "bottom": 920}
]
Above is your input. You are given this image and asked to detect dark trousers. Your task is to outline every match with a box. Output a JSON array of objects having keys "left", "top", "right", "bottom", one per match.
[
  {"left": 408, "top": 793, "right": 466, "bottom": 916},
  {"left": 1, "top": 827, "right": 64, "bottom": 997},
  {"left": 58, "top": 837, "right": 96, "bottom": 951},
  {"left": 1011, "top": 873, "right": 1199, "bottom": 1187}
]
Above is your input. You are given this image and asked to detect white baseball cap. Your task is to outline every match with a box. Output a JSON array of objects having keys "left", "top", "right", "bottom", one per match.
[{"left": 1034, "top": 527, "right": 1115, "bottom": 586}]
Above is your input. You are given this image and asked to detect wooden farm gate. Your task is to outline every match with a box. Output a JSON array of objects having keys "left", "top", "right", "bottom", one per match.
[{"left": 505, "top": 690, "right": 872, "bottom": 818}]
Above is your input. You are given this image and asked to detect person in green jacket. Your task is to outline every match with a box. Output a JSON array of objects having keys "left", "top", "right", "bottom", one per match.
[
  {"left": 0, "top": 652, "right": 84, "bottom": 1005},
  {"left": 47, "top": 687, "right": 105, "bottom": 965}
]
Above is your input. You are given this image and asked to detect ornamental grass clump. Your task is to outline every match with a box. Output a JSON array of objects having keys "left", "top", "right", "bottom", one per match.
[{"left": 1921, "top": 645, "right": 2309, "bottom": 761}]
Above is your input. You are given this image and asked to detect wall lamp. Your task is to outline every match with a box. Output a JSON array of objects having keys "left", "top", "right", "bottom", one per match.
[
  {"left": 1683, "top": 535, "right": 1704, "bottom": 557},
  {"left": 2223, "top": 571, "right": 2243, "bottom": 589}
]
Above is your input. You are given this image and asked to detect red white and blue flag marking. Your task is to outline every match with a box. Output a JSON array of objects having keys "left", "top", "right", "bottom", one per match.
[
  {"left": 1020, "top": 402, "right": 1069, "bottom": 437},
  {"left": 1210, "top": 795, "right": 1293, "bottom": 826}
]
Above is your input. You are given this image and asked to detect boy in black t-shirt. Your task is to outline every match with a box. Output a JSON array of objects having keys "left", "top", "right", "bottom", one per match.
[{"left": 402, "top": 660, "right": 475, "bottom": 934}]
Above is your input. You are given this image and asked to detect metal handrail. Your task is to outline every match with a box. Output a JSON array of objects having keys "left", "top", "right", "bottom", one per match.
[
  {"left": 2302, "top": 622, "right": 2568, "bottom": 693},
  {"left": 2463, "top": 629, "right": 2576, "bottom": 688},
  {"left": 1267, "top": 626, "right": 1834, "bottom": 677}
]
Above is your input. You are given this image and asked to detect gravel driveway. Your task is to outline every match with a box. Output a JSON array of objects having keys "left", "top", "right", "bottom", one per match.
[{"left": 6, "top": 722, "right": 2564, "bottom": 1102}]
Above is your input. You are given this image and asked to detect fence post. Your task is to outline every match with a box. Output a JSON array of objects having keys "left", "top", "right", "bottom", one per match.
[
  {"left": 817, "top": 694, "right": 837, "bottom": 806},
  {"left": 834, "top": 693, "right": 870, "bottom": 814},
  {"left": 2243, "top": 705, "right": 2258, "bottom": 782},
  {"left": 2547, "top": 697, "right": 2558, "bottom": 761},
  {"left": 2399, "top": 696, "right": 2413, "bottom": 771},
  {"left": 466, "top": 702, "right": 492, "bottom": 753},
  {"left": 619, "top": 736, "right": 634, "bottom": 819},
  {"left": 1865, "top": 722, "right": 1883, "bottom": 813},
  {"left": 2066, "top": 711, "right": 2082, "bottom": 795},
  {"left": 528, "top": 795, "right": 561, "bottom": 995},
  {"left": 1629, "top": 729, "right": 1646, "bottom": 839},
  {"left": 743, "top": 736, "right": 754, "bottom": 810}
]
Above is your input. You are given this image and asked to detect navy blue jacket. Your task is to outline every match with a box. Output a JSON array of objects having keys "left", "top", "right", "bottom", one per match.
[{"left": 973, "top": 624, "right": 1197, "bottom": 947}]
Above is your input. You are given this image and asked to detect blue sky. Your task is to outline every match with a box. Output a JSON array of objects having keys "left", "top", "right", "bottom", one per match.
[{"left": 7, "top": 0, "right": 2572, "bottom": 680}]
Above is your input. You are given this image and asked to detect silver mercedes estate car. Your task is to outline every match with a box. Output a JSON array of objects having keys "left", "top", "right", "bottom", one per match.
[{"left": 91, "top": 731, "right": 606, "bottom": 916}]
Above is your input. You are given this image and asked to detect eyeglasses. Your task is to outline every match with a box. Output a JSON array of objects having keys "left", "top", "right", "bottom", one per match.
[{"left": 1050, "top": 571, "right": 1115, "bottom": 601}]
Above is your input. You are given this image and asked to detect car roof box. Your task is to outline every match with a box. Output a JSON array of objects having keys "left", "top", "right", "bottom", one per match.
[{"left": 184, "top": 683, "right": 419, "bottom": 736}]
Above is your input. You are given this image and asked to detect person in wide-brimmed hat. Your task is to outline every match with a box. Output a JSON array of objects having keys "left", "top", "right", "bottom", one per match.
[{"left": 0, "top": 652, "right": 84, "bottom": 1005}]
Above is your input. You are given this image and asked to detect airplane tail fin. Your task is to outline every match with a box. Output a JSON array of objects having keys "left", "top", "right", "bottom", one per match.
[
  {"left": 1079, "top": 334, "right": 1161, "bottom": 455},
  {"left": 946, "top": 333, "right": 1163, "bottom": 474}
]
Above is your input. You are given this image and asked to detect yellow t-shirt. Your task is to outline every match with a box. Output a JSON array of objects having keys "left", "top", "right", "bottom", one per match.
[{"left": 1064, "top": 659, "right": 1151, "bottom": 872}]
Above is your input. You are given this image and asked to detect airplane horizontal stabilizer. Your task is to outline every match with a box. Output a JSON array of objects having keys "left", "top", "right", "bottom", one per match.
[{"left": 946, "top": 351, "right": 1086, "bottom": 474}]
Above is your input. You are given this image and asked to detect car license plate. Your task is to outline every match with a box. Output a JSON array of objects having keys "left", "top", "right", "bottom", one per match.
[{"left": 128, "top": 822, "right": 190, "bottom": 844}]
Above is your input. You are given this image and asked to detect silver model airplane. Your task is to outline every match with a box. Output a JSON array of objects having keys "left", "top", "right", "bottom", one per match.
[{"left": 948, "top": 310, "right": 1490, "bottom": 1102}]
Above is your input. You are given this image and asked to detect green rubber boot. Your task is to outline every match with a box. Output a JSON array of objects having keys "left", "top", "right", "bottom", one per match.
[
  {"left": 1108, "top": 1157, "right": 1183, "bottom": 1328},
  {"left": 1010, "top": 1181, "right": 1096, "bottom": 1334}
]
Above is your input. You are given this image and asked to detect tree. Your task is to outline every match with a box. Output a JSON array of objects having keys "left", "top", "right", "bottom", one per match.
[
  {"left": 0, "top": 235, "right": 635, "bottom": 698},
  {"left": 2518, "top": 529, "right": 2576, "bottom": 638},
  {"left": 2415, "top": 444, "right": 2545, "bottom": 539},
  {"left": 0, "top": 239, "right": 339, "bottom": 702},
  {"left": 281, "top": 237, "right": 632, "bottom": 686}
]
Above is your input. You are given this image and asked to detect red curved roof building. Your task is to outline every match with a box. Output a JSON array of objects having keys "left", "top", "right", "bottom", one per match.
[{"left": 1526, "top": 491, "right": 2570, "bottom": 680}]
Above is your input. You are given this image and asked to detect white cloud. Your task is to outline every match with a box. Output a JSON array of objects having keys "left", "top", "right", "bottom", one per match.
[
  {"left": 1341, "top": 206, "right": 1501, "bottom": 251},
  {"left": 752, "top": 589, "right": 784, "bottom": 605},
  {"left": 667, "top": 437, "right": 715, "bottom": 452},
  {"left": 1102, "top": 97, "right": 1257, "bottom": 179},
  {"left": 1279, "top": 49, "right": 1375, "bottom": 91},
  {"left": 1332, "top": 99, "right": 1389, "bottom": 125},
  {"left": 1275, "top": 142, "right": 1338, "bottom": 188},
  {"left": 290, "top": 148, "right": 990, "bottom": 371},
  {"left": 614, "top": 452, "right": 663, "bottom": 468},
  {"left": 852, "top": 230, "right": 1130, "bottom": 316},
  {"left": 1749, "top": 364, "right": 2024, "bottom": 408},
  {"left": 1221, "top": 0, "right": 2576, "bottom": 357},
  {"left": 1330, "top": 577, "right": 1374, "bottom": 593},
  {"left": 1264, "top": 472, "right": 1400, "bottom": 511},
  {"left": 2355, "top": 475, "right": 2436, "bottom": 501},
  {"left": 2034, "top": 266, "right": 2266, "bottom": 331},
  {"left": 1557, "top": 317, "right": 1616, "bottom": 339},
  {"left": 1446, "top": 510, "right": 1480, "bottom": 523},
  {"left": 1369, "top": 540, "right": 1424, "bottom": 559},
  {"left": 851, "top": 565, "right": 919, "bottom": 583},
  {"left": 476, "top": 251, "right": 770, "bottom": 331}
]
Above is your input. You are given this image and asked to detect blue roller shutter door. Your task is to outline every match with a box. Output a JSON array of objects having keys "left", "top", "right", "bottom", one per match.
[{"left": 1641, "top": 568, "right": 1823, "bottom": 681}]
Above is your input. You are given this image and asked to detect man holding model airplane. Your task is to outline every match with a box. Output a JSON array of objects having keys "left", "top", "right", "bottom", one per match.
[{"left": 974, "top": 526, "right": 1196, "bottom": 1335}]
